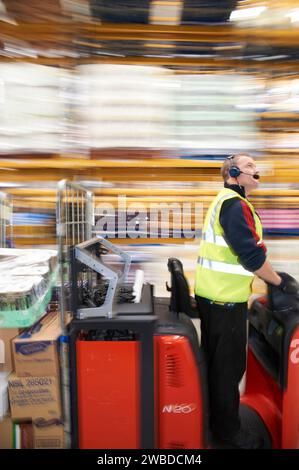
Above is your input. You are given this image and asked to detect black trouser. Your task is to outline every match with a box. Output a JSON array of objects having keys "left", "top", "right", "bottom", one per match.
[{"left": 196, "top": 295, "right": 247, "bottom": 440}]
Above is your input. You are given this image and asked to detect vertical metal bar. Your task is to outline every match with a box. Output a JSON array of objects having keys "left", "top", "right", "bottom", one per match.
[
  {"left": 66, "top": 189, "right": 68, "bottom": 246},
  {"left": 10, "top": 198, "right": 13, "bottom": 246},
  {"left": 66, "top": 186, "right": 70, "bottom": 318},
  {"left": 67, "top": 186, "right": 70, "bottom": 247},
  {"left": 1, "top": 200, "right": 3, "bottom": 247},
  {"left": 80, "top": 191, "right": 84, "bottom": 243},
  {"left": 86, "top": 191, "right": 93, "bottom": 240},
  {"left": 74, "top": 189, "right": 76, "bottom": 244},
  {"left": 4, "top": 200, "right": 6, "bottom": 245},
  {"left": 76, "top": 189, "right": 78, "bottom": 245},
  {"left": 1, "top": 199, "right": 5, "bottom": 247},
  {"left": 57, "top": 181, "right": 67, "bottom": 336},
  {"left": 65, "top": 186, "right": 68, "bottom": 250},
  {"left": 2, "top": 200, "right": 4, "bottom": 247},
  {"left": 69, "top": 187, "right": 72, "bottom": 248},
  {"left": 0, "top": 193, "right": 12, "bottom": 248},
  {"left": 0, "top": 198, "right": 3, "bottom": 247},
  {"left": 71, "top": 188, "right": 73, "bottom": 246},
  {"left": 5, "top": 200, "right": 7, "bottom": 246}
]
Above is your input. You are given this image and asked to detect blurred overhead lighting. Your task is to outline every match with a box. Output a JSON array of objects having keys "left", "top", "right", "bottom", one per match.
[
  {"left": 213, "top": 45, "right": 244, "bottom": 51},
  {"left": 150, "top": 0, "right": 182, "bottom": 25},
  {"left": 286, "top": 8, "right": 299, "bottom": 23},
  {"left": 0, "top": 182, "right": 21, "bottom": 188},
  {"left": 79, "top": 180, "right": 114, "bottom": 188},
  {"left": 254, "top": 55, "right": 288, "bottom": 61},
  {"left": 230, "top": 6, "right": 267, "bottom": 21}
]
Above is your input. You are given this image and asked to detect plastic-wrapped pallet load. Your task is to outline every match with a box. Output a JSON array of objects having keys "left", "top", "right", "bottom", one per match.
[
  {"left": 0, "top": 248, "right": 57, "bottom": 328},
  {"left": 0, "top": 63, "right": 69, "bottom": 154},
  {"left": 74, "top": 64, "right": 176, "bottom": 150},
  {"left": 175, "top": 73, "right": 264, "bottom": 156}
]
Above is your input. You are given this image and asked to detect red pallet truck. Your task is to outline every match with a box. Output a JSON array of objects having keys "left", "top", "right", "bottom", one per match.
[{"left": 68, "top": 238, "right": 299, "bottom": 449}]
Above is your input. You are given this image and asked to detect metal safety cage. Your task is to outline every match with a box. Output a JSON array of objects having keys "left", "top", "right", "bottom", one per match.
[
  {"left": 56, "top": 180, "right": 93, "bottom": 333},
  {"left": 0, "top": 190, "right": 13, "bottom": 248},
  {"left": 56, "top": 180, "right": 93, "bottom": 446}
]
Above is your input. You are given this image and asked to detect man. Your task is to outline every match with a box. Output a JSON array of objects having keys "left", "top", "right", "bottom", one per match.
[{"left": 195, "top": 153, "right": 290, "bottom": 449}]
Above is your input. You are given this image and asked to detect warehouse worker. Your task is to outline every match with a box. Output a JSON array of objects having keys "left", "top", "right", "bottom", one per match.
[{"left": 195, "top": 153, "right": 293, "bottom": 449}]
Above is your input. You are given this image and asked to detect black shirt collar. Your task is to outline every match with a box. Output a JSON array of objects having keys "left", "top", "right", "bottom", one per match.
[{"left": 224, "top": 182, "right": 246, "bottom": 199}]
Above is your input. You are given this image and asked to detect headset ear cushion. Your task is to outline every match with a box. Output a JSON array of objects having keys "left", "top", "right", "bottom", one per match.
[{"left": 229, "top": 166, "right": 241, "bottom": 178}]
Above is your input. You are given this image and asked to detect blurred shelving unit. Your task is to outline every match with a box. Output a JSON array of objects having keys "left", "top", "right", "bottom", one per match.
[{"left": 1, "top": 1, "right": 299, "bottom": 249}]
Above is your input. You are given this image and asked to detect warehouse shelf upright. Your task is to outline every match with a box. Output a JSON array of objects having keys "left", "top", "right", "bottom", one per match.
[{"left": 0, "top": 191, "right": 13, "bottom": 248}]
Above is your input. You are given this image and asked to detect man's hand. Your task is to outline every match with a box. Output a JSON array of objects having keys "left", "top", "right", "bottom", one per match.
[
  {"left": 276, "top": 272, "right": 299, "bottom": 295},
  {"left": 267, "top": 272, "right": 299, "bottom": 312}
]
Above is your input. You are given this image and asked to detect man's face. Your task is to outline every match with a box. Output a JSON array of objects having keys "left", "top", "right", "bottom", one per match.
[{"left": 235, "top": 155, "right": 259, "bottom": 192}]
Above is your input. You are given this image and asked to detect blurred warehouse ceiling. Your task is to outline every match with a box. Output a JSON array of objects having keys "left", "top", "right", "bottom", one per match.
[
  {"left": 88, "top": 0, "right": 239, "bottom": 24},
  {"left": 0, "top": 0, "right": 298, "bottom": 71}
]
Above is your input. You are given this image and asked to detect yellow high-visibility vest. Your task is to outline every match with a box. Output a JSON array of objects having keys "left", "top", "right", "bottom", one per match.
[{"left": 195, "top": 188, "right": 263, "bottom": 303}]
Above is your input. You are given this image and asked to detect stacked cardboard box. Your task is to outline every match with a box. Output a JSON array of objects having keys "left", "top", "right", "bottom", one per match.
[
  {"left": 19, "top": 421, "right": 64, "bottom": 449},
  {"left": 7, "top": 311, "right": 64, "bottom": 448},
  {"left": 12, "top": 310, "right": 60, "bottom": 377}
]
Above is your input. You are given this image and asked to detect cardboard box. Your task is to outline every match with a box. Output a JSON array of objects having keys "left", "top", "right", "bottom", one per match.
[
  {"left": 33, "top": 420, "right": 64, "bottom": 449},
  {"left": 18, "top": 420, "right": 64, "bottom": 449},
  {"left": 13, "top": 312, "right": 61, "bottom": 377},
  {"left": 0, "top": 328, "right": 19, "bottom": 373},
  {"left": 0, "top": 416, "right": 14, "bottom": 449},
  {"left": 8, "top": 373, "right": 61, "bottom": 421}
]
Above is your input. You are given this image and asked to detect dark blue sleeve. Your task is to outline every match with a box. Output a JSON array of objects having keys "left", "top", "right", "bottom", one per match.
[{"left": 219, "top": 198, "right": 266, "bottom": 272}]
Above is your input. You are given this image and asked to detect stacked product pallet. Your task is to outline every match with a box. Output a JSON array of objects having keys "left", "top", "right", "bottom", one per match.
[
  {"left": 0, "top": 248, "right": 64, "bottom": 449},
  {"left": 75, "top": 64, "right": 175, "bottom": 150},
  {"left": 0, "top": 63, "right": 68, "bottom": 154}
]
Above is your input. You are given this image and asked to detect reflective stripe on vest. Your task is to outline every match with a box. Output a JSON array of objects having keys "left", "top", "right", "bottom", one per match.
[
  {"left": 197, "top": 256, "right": 253, "bottom": 277},
  {"left": 202, "top": 192, "right": 234, "bottom": 246},
  {"left": 202, "top": 232, "right": 228, "bottom": 247}
]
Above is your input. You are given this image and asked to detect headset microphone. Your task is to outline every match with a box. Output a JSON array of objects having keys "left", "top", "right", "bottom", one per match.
[{"left": 240, "top": 171, "right": 260, "bottom": 180}]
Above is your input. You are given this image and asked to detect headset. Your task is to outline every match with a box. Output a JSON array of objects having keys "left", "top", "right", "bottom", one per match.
[{"left": 227, "top": 155, "right": 259, "bottom": 180}]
